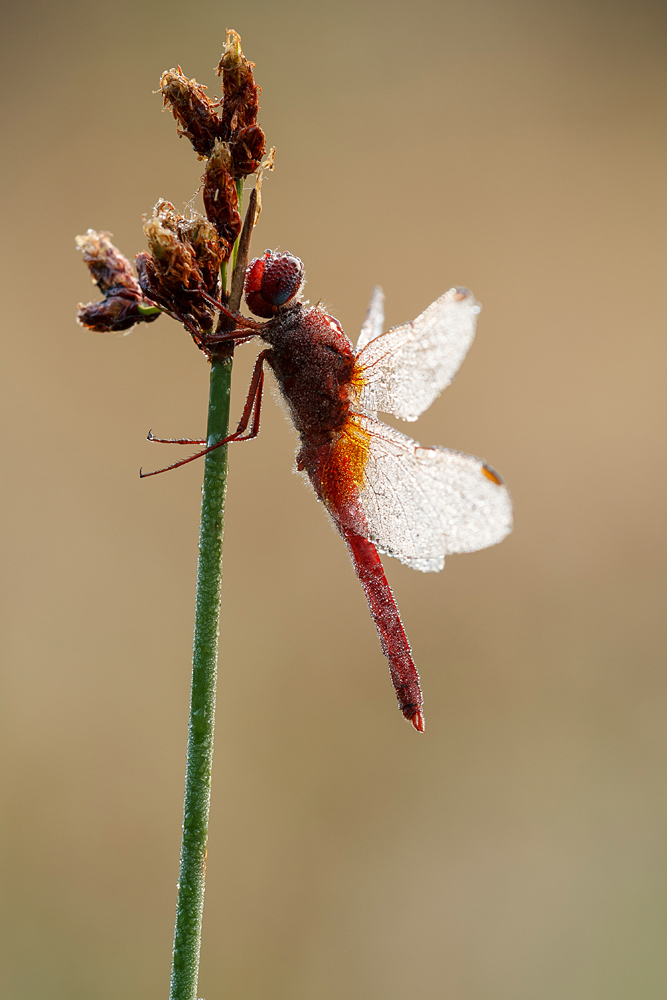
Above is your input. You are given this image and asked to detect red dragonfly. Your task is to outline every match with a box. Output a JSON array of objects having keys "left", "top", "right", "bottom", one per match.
[{"left": 144, "top": 251, "right": 513, "bottom": 731}]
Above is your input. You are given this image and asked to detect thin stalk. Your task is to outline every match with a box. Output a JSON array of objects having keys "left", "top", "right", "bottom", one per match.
[
  {"left": 230, "top": 179, "right": 244, "bottom": 277},
  {"left": 169, "top": 350, "right": 234, "bottom": 1000}
]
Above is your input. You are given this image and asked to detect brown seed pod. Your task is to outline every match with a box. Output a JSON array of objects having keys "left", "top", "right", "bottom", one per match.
[
  {"left": 77, "top": 291, "right": 159, "bottom": 333},
  {"left": 75, "top": 230, "right": 141, "bottom": 296},
  {"left": 136, "top": 248, "right": 216, "bottom": 334},
  {"left": 178, "top": 215, "right": 224, "bottom": 295},
  {"left": 144, "top": 215, "right": 201, "bottom": 288},
  {"left": 202, "top": 141, "right": 242, "bottom": 255},
  {"left": 150, "top": 202, "right": 223, "bottom": 291},
  {"left": 76, "top": 231, "right": 160, "bottom": 332},
  {"left": 228, "top": 123, "right": 266, "bottom": 178},
  {"left": 216, "top": 29, "right": 261, "bottom": 135},
  {"left": 135, "top": 252, "right": 168, "bottom": 308},
  {"left": 159, "top": 67, "right": 224, "bottom": 158},
  {"left": 144, "top": 212, "right": 217, "bottom": 329}
]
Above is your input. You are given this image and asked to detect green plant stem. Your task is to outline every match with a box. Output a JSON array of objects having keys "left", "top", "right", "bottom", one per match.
[{"left": 169, "top": 352, "right": 233, "bottom": 1000}]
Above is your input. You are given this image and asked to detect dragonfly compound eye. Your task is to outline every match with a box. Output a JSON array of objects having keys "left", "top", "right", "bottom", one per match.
[{"left": 244, "top": 250, "right": 304, "bottom": 318}]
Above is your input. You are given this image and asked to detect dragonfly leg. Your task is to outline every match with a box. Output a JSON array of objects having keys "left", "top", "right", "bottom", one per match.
[
  {"left": 231, "top": 349, "right": 268, "bottom": 442},
  {"left": 343, "top": 529, "right": 425, "bottom": 732},
  {"left": 140, "top": 351, "right": 269, "bottom": 478},
  {"left": 147, "top": 431, "right": 207, "bottom": 445},
  {"left": 198, "top": 305, "right": 264, "bottom": 343}
]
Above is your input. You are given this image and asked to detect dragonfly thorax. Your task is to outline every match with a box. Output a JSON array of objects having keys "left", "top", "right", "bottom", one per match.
[{"left": 260, "top": 303, "right": 356, "bottom": 445}]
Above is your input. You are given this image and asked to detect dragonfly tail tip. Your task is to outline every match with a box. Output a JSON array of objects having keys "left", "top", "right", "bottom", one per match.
[{"left": 409, "top": 710, "right": 425, "bottom": 733}]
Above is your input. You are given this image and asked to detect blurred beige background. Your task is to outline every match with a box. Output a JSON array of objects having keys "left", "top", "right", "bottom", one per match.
[{"left": 1, "top": 0, "right": 666, "bottom": 997}]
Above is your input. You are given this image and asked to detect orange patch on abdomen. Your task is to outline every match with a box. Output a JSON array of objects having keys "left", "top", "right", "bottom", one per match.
[{"left": 320, "top": 417, "right": 371, "bottom": 514}]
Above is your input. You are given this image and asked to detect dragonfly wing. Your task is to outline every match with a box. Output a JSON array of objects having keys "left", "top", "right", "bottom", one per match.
[
  {"left": 355, "top": 287, "right": 480, "bottom": 421},
  {"left": 356, "top": 286, "right": 385, "bottom": 352},
  {"left": 348, "top": 414, "right": 512, "bottom": 572}
]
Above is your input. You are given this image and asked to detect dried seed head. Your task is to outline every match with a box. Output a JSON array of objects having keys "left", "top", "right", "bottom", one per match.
[
  {"left": 77, "top": 292, "right": 159, "bottom": 333},
  {"left": 149, "top": 200, "right": 223, "bottom": 288},
  {"left": 77, "top": 31, "right": 268, "bottom": 344},
  {"left": 149, "top": 199, "right": 183, "bottom": 236},
  {"left": 135, "top": 252, "right": 164, "bottom": 304},
  {"left": 216, "top": 29, "right": 261, "bottom": 135},
  {"left": 158, "top": 32, "right": 265, "bottom": 180},
  {"left": 76, "top": 230, "right": 160, "bottom": 333},
  {"left": 143, "top": 214, "right": 200, "bottom": 283},
  {"left": 178, "top": 214, "right": 224, "bottom": 294},
  {"left": 229, "top": 122, "right": 266, "bottom": 178},
  {"left": 202, "top": 141, "right": 242, "bottom": 254},
  {"left": 159, "top": 67, "right": 223, "bottom": 158},
  {"left": 75, "top": 230, "right": 141, "bottom": 296},
  {"left": 136, "top": 247, "right": 216, "bottom": 334},
  {"left": 139, "top": 203, "right": 218, "bottom": 332}
]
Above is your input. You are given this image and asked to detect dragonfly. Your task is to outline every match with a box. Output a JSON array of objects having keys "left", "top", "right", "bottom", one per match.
[{"left": 143, "top": 250, "right": 513, "bottom": 731}]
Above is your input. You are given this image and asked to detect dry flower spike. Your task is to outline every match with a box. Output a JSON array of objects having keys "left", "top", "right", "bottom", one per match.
[
  {"left": 159, "top": 68, "right": 222, "bottom": 159},
  {"left": 76, "top": 230, "right": 160, "bottom": 333},
  {"left": 202, "top": 141, "right": 242, "bottom": 252},
  {"left": 216, "top": 29, "right": 261, "bottom": 137},
  {"left": 159, "top": 29, "right": 265, "bottom": 175},
  {"left": 77, "top": 30, "right": 266, "bottom": 348}
]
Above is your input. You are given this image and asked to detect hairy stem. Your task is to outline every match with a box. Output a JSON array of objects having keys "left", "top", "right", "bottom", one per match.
[{"left": 169, "top": 351, "right": 233, "bottom": 1000}]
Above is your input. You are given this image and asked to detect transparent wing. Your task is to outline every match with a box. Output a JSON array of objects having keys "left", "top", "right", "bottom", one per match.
[
  {"left": 356, "top": 286, "right": 385, "bottom": 352},
  {"left": 355, "top": 287, "right": 481, "bottom": 421},
  {"left": 349, "top": 414, "right": 512, "bottom": 572}
]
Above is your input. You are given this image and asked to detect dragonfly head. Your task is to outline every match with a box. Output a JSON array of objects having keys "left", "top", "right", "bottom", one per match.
[{"left": 244, "top": 250, "right": 305, "bottom": 318}]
